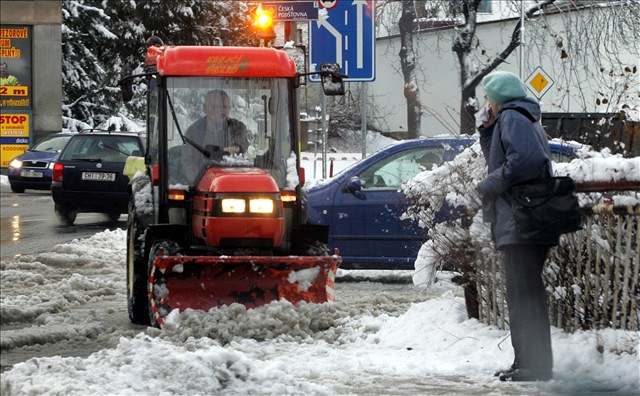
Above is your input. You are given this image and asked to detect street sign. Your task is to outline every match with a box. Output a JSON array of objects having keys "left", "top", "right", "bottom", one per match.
[
  {"left": 309, "top": 0, "right": 375, "bottom": 82},
  {"left": 263, "top": 1, "right": 318, "bottom": 21},
  {"left": 525, "top": 66, "right": 554, "bottom": 99}
]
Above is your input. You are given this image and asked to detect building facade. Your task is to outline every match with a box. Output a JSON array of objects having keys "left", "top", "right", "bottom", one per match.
[{"left": 0, "top": 0, "right": 62, "bottom": 167}]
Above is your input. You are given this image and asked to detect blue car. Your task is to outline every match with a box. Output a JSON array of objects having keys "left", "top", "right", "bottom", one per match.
[
  {"left": 7, "top": 133, "right": 74, "bottom": 193},
  {"left": 306, "top": 138, "right": 578, "bottom": 269}
]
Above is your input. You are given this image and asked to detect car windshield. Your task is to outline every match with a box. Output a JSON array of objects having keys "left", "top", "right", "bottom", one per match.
[
  {"left": 165, "top": 77, "right": 292, "bottom": 187},
  {"left": 32, "top": 135, "right": 71, "bottom": 153},
  {"left": 59, "top": 135, "right": 142, "bottom": 162}
]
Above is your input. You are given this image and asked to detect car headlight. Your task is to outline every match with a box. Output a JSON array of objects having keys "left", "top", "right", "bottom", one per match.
[
  {"left": 9, "top": 159, "right": 22, "bottom": 169},
  {"left": 249, "top": 198, "right": 274, "bottom": 214},
  {"left": 221, "top": 198, "right": 246, "bottom": 213}
]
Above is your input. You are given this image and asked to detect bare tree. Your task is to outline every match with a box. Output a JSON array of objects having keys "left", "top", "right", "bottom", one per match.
[
  {"left": 451, "top": 0, "right": 556, "bottom": 134},
  {"left": 399, "top": 0, "right": 422, "bottom": 138}
]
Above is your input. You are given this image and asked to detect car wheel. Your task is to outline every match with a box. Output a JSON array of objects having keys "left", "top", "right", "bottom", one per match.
[
  {"left": 127, "top": 201, "right": 151, "bottom": 325},
  {"left": 107, "top": 211, "right": 121, "bottom": 223},
  {"left": 10, "top": 184, "right": 25, "bottom": 193},
  {"left": 55, "top": 205, "right": 77, "bottom": 226}
]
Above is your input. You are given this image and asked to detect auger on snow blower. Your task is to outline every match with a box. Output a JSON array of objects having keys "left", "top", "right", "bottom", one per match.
[{"left": 120, "top": 37, "right": 345, "bottom": 327}]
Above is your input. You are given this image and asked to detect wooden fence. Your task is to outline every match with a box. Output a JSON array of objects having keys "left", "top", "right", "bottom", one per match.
[{"left": 474, "top": 184, "right": 639, "bottom": 332}]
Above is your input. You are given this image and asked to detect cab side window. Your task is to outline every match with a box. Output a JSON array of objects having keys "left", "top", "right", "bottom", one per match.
[{"left": 358, "top": 147, "right": 445, "bottom": 189}]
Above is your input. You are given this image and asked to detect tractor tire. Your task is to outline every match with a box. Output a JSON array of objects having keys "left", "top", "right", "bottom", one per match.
[
  {"left": 126, "top": 200, "right": 151, "bottom": 325},
  {"left": 147, "top": 240, "right": 181, "bottom": 327},
  {"left": 55, "top": 205, "right": 77, "bottom": 226}
]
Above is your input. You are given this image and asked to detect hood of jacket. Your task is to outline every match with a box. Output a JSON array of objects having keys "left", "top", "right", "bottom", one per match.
[{"left": 500, "top": 97, "right": 541, "bottom": 122}]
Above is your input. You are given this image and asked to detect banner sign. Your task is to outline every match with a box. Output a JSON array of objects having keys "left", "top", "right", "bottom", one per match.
[
  {"left": 0, "top": 25, "right": 32, "bottom": 109},
  {"left": 0, "top": 24, "right": 32, "bottom": 167},
  {"left": 1, "top": 143, "right": 28, "bottom": 167},
  {"left": 0, "top": 110, "right": 31, "bottom": 167}
]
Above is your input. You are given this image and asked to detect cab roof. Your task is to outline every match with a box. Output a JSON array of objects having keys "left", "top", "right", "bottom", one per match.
[{"left": 152, "top": 46, "right": 297, "bottom": 78}]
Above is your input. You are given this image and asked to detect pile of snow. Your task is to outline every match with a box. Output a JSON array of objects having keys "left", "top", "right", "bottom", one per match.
[
  {"left": 2, "top": 290, "right": 637, "bottom": 395},
  {"left": 155, "top": 300, "right": 360, "bottom": 346},
  {"left": 1, "top": 335, "right": 326, "bottom": 396},
  {"left": 555, "top": 156, "right": 640, "bottom": 182},
  {"left": 1, "top": 229, "right": 126, "bottom": 325}
]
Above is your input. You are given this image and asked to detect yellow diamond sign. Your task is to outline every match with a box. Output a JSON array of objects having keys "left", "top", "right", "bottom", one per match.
[{"left": 525, "top": 66, "right": 554, "bottom": 99}]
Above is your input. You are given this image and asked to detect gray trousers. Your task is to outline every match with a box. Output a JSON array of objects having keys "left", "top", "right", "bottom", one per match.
[{"left": 503, "top": 245, "right": 553, "bottom": 373}]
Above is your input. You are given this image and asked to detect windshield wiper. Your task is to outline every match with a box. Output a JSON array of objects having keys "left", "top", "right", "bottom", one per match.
[
  {"left": 164, "top": 88, "right": 212, "bottom": 159},
  {"left": 72, "top": 158, "right": 102, "bottom": 162}
]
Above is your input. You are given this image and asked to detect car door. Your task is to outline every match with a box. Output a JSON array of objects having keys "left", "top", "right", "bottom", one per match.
[{"left": 331, "top": 145, "right": 445, "bottom": 268}]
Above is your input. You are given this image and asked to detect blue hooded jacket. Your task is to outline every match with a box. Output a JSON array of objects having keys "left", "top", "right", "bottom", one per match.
[{"left": 477, "top": 97, "right": 559, "bottom": 248}]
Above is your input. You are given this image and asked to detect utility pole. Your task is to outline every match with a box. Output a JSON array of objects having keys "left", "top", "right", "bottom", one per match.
[
  {"left": 360, "top": 83, "right": 367, "bottom": 159},
  {"left": 519, "top": 0, "right": 525, "bottom": 79}
]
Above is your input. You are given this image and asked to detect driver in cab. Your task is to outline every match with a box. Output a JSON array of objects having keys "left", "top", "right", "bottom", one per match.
[{"left": 185, "top": 89, "right": 249, "bottom": 156}]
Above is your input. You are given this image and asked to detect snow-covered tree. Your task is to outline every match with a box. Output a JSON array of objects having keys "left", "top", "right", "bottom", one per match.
[
  {"left": 62, "top": 0, "right": 253, "bottom": 126},
  {"left": 62, "top": 0, "right": 119, "bottom": 125}
]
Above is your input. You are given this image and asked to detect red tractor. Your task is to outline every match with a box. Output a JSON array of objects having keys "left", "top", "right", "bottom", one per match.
[{"left": 120, "top": 38, "right": 344, "bottom": 327}]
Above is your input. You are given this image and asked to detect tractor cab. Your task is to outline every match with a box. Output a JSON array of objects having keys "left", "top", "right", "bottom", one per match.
[{"left": 120, "top": 41, "right": 344, "bottom": 327}]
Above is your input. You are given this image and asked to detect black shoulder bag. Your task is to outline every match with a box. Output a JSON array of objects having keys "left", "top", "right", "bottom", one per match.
[{"left": 499, "top": 108, "right": 583, "bottom": 239}]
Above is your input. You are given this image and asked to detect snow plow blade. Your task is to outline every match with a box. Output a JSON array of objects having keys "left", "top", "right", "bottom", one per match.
[{"left": 149, "top": 255, "right": 340, "bottom": 327}]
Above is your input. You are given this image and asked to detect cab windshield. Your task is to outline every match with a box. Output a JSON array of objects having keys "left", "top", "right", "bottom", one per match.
[{"left": 166, "top": 77, "right": 292, "bottom": 188}]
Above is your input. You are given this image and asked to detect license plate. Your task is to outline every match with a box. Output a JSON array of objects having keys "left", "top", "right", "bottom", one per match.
[
  {"left": 20, "top": 170, "right": 44, "bottom": 178},
  {"left": 81, "top": 172, "right": 116, "bottom": 182}
]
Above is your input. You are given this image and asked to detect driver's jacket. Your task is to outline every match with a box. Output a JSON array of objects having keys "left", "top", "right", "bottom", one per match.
[{"left": 184, "top": 117, "right": 249, "bottom": 154}]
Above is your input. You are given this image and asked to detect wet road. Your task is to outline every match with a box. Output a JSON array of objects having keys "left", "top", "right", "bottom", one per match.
[{"left": 0, "top": 186, "right": 126, "bottom": 260}]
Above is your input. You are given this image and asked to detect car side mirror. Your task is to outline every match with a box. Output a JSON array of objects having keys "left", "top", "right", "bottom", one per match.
[
  {"left": 343, "top": 176, "right": 366, "bottom": 199},
  {"left": 320, "top": 63, "right": 345, "bottom": 96},
  {"left": 120, "top": 78, "right": 134, "bottom": 103},
  {"left": 119, "top": 67, "right": 135, "bottom": 102}
]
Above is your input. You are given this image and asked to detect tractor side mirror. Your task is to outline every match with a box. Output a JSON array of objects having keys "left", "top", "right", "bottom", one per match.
[
  {"left": 343, "top": 176, "right": 366, "bottom": 199},
  {"left": 320, "top": 63, "right": 345, "bottom": 96}
]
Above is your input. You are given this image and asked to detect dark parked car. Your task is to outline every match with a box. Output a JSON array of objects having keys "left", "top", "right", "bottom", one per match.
[
  {"left": 306, "top": 138, "right": 578, "bottom": 269},
  {"left": 51, "top": 132, "right": 144, "bottom": 225},
  {"left": 7, "top": 133, "right": 74, "bottom": 193}
]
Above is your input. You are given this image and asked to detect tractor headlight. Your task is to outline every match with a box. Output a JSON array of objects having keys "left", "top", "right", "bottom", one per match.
[
  {"left": 9, "top": 159, "right": 22, "bottom": 169},
  {"left": 249, "top": 198, "right": 274, "bottom": 214},
  {"left": 221, "top": 198, "right": 246, "bottom": 213}
]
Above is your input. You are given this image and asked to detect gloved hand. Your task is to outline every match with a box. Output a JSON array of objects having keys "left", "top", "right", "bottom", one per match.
[
  {"left": 475, "top": 104, "right": 495, "bottom": 130},
  {"left": 223, "top": 144, "right": 242, "bottom": 155}
]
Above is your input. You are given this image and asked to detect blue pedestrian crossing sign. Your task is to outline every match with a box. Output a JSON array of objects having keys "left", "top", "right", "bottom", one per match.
[{"left": 309, "top": 0, "right": 375, "bottom": 82}]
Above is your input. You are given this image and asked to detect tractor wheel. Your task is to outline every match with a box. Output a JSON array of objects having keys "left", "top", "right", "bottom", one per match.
[
  {"left": 126, "top": 200, "right": 150, "bottom": 325},
  {"left": 147, "top": 240, "right": 181, "bottom": 327}
]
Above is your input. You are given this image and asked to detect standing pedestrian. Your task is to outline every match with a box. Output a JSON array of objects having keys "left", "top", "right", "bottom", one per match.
[{"left": 475, "top": 70, "right": 556, "bottom": 381}]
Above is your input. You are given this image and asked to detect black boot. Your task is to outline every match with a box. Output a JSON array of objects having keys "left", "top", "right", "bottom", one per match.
[
  {"left": 494, "top": 363, "right": 517, "bottom": 378},
  {"left": 499, "top": 368, "right": 552, "bottom": 382}
]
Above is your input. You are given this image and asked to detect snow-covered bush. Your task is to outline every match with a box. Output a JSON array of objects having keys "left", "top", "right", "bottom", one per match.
[{"left": 403, "top": 138, "right": 640, "bottom": 331}]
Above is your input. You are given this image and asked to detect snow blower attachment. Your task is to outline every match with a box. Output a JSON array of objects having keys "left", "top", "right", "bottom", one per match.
[
  {"left": 149, "top": 255, "right": 338, "bottom": 326},
  {"left": 122, "top": 42, "right": 345, "bottom": 328}
]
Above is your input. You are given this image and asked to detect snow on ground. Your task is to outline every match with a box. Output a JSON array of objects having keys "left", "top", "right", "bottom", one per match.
[
  {"left": 1, "top": 229, "right": 638, "bottom": 395},
  {"left": 0, "top": 229, "right": 135, "bottom": 357}
]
